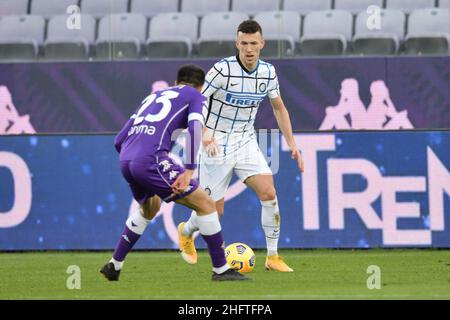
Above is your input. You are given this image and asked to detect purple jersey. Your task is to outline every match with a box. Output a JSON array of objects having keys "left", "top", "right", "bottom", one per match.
[{"left": 115, "top": 85, "right": 206, "bottom": 170}]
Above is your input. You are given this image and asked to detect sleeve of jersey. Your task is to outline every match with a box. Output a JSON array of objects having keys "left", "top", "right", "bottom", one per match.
[
  {"left": 114, "top": 119, "right": 132, "bottom": 153},
  {"left": 267, "top": 65, "right": 280, "bottom": 99},
  {"left": 185, "top": 95, "right": 207, "bottom": 170},
  {"left": 201, "top": 63, "right": 224, "bottom": 98}
]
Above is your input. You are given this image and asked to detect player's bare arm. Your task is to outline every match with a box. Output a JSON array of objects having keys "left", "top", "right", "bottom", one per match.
[{"left": 270, "top": 96, "right": 304, "bottom": 172}]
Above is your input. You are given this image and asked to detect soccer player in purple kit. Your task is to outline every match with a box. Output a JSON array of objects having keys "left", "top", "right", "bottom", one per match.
[{"left": 100, "top": 64, "right": 248, "bottom": 282}]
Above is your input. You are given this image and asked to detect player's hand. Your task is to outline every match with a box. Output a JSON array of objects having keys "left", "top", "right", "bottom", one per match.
[
  {"left": 203, "top": 135, "right": 219, "bottom": 157},
  {"left": 171, "top": 170, "right": 193, "bottom": 195},
  {"left": 291, "top": 149, "right": 304, "bottom": 173}
]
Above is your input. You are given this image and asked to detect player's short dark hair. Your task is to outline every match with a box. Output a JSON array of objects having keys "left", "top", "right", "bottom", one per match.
[
  {"left": 177, "top": 64, "right": 205, "bottom": 88},
  {"left": 237, "top": 20, "right": 263, "bottom": 35}
]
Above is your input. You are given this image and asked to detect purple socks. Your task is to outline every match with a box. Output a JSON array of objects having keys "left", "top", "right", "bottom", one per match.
[{"left": 112, "top": 226, "right": 141, "bottom": 262}]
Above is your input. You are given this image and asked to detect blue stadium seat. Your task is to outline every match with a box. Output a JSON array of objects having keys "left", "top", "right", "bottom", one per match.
[
  {"left": 231, "top": 0, "right": 280, "bottom": 16},
  {"left": 0, "top": 0, "right": 29, "bottom": 16},
  {"left": 0, "top": 15, "right": 45, "bottom": 60},
  {"left": 282, "top": 0, "right": 332, "bottom": 15},
  {"left": 254, "top": 11, "right": 301, "bottom": 57},
  {"left": 181, "top": 0, "right": 229, "bottom": 16},
  {"left": 146, "top": 13, "right": 198, "bottom": 58},
  {"left": 439, "top": 0, "right": 449, "bottom": 7},
  {"left": 44, "top": 14, "right": 96, "bottom": 60},
  {"left": 197, "top": 12, "right": 249, "bottom": 57},
  {"left": 96, "top": 13, "right": 147, "bottom": 60},
  {"left": 131, "top": 0, "right": 179, "bottom": 17},
  {"left": 405, "top": 8, "right": 450, "bottom": 55},
  {"left": 300, "top": 10, "right": 353, "bottom": 56},
  {"left": 30, "top": 0, "right": 78, "bottom": 19},
  {"left": 334, "top": 0, "right": 384, "bottom": 14},
  {"left": 353, "top": 9, "right": 405, "bottom": 55},
  {"left": 80, "top": 0, "right": 129, "bottom": 19},
  {"left": 386, "top": 0, "right": 436, "bottom": 13}
]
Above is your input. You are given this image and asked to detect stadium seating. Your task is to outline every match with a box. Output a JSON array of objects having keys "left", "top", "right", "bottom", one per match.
[
  {"left": 0, "top": 0, "right": 29, "bottom": 16},
  {"left": 254, "top": 11, "right": 300, "bottom": 58},
  {"left": 386, "top": 0, "right": 436, "bottom": 13},
  {"left": 96, "top": 14, "right": 147, "bottom": 60},
  {"left": 44, "top": 14, "right": 96, "bottom": 61},
  {"left": 232, "top": 0, "right": 280, "bottom": 16},
  {"left": 405, "top": 8, "right": 450, "bottom": 55},
  {"left": 353, "top": 9, "right": 405, "bottom": 55},
  {"left": 0, "top": 0, "right": 449, "bottom": 60},
  {"left": 131, "top": 0, "right": 179, "bottom": 17},
  {"left": 198, "top": 12, "right": 249, "bottom": 57},
  {"left": 30, "top": 0, "right": 78, "bottom": 19},
  {"left": 181, "top": 0, "right": 230, "bottom": 16},
  {"left": 80, "top": 0, "right": 129, "bottom": 19},
  {"left": 300, "top": 10, "right": 353, "bottom": 56},
  {"left": 0, "top": 15, "right": 45, "bottom": 60},
  {"left": 282, "top": 0, "right": 332, "bottom": 15},
  {"left": 146, "top": 13, "right": 198, "bottom": 58},
  {"left": 334, "top": 0, "right": 384, "bottom": 14}
]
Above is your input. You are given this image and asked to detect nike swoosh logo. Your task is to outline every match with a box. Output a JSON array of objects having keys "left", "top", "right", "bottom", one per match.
[
  {"left": 131, "top": 221, "right": 137, "bottom": 227},
  {"left": 230, "top": 83, "right": 238, "bottom": 87}
]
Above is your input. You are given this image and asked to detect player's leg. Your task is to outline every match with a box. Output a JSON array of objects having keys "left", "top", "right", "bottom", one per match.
[
  {"left": 244, "top": 174, "right": 279, "bottom": 254},
  {"left": 179, "top": 157, "right": 233, "bottom": 244},
  {"left": 215, "top": 198, "right": 225, "bottom": 216},
  {"left": 235, "top": 140, "right": 293, "bottom": 272},
  {"left": 111, "top": 195, "right": 160, "bottom": 267},
  {"left": 100, "top": 195, "right": 160, "bottom": 281},
  {"left": 141, "top": 195, "right": 161, "bottom": 219},
  {"left": 180, "top": 196, "right": 225, "bottom": 242},
  {"left": 244, "top": 174, "right": 293, "bottom": 272},
  {"left": 176, "top": 190, "right": 212, "bottom": 265},
  {"left": 176, "top": 188, "right": 249, "bottom": 281},
  {"left": 101, "top": 161, "right": 161, "bottom": 281}
]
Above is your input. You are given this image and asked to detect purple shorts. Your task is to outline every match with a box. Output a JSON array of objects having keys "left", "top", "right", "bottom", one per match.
[{"left": 120, "top": 157, "right": 199, "bottom": 204}]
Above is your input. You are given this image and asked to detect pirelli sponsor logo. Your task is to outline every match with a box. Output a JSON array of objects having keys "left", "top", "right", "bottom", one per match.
[{"left": 225, "top": 93, "right": 264, "bottom": 106}]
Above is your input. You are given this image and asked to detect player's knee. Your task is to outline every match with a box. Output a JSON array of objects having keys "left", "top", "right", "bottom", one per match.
[
  {"left": 215, "top": 199, "right": 224, "bottom": 215},
  {"left": 142, "top": 206, "right": 159, "bottom": 220},
  {"left": 216, "top": 205, "right": 224, "bottom": 217},
  {"left": 205, "top": 197, "right": 217, "bottom": 213},
  {"left": 259, "top": 187, "right": 276, "bottom": 202},
  {"left": 141, "top": 198, "right": 161, "bottom": 220},
  {"left": 216, "top": 204, "right": 224, "bottom": 218},
  {"left": 196, "top": 196, "right": 216, "bottom": 216}
]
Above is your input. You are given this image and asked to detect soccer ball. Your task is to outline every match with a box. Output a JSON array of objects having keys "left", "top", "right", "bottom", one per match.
[{"left": 224, "top": 242, "right": 255, "bottom": 273}]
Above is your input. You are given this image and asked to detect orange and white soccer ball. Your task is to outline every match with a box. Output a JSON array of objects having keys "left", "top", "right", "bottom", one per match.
[{"left": 224, "top": 242, "right": 255, "bottom": 273}]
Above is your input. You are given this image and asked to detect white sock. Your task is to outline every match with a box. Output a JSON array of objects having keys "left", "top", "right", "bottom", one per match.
[
  {"left": 182, "top": 210, "right": 199, "bottom": 236},
  {"left": 196, "top": 212, "right": 221, "bottom": 235},
  {"left": 261, "top": 197, "right": 280, "bottom": 257},
  {"left": 196, "top": 212, "right": 229, "bottom": 272},
  {"left": 109, "top": 210, "right": 151, "bottom": 271},
  {"left": 110, "top": 258, "right": 124, "bottom": 271},
  {"left": 213, "top": 264, "right": 230, "bottom": 274},
  {"left": 126, "top": 209, "right": 151, "bottom": 235}
]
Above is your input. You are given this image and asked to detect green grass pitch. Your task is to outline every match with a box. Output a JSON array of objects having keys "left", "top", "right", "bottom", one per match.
[{"left": 1, "top": 249, "right": 449, "bottom": 300}]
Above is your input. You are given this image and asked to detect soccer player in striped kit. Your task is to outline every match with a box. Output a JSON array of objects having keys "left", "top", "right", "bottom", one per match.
[{"left": 178, "top": 21, "right": 304, "bottom": 272}]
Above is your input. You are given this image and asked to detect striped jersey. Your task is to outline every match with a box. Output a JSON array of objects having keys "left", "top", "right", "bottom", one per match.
[{"left": 202, "top": 55, "right": 280, "bottom": 153}]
